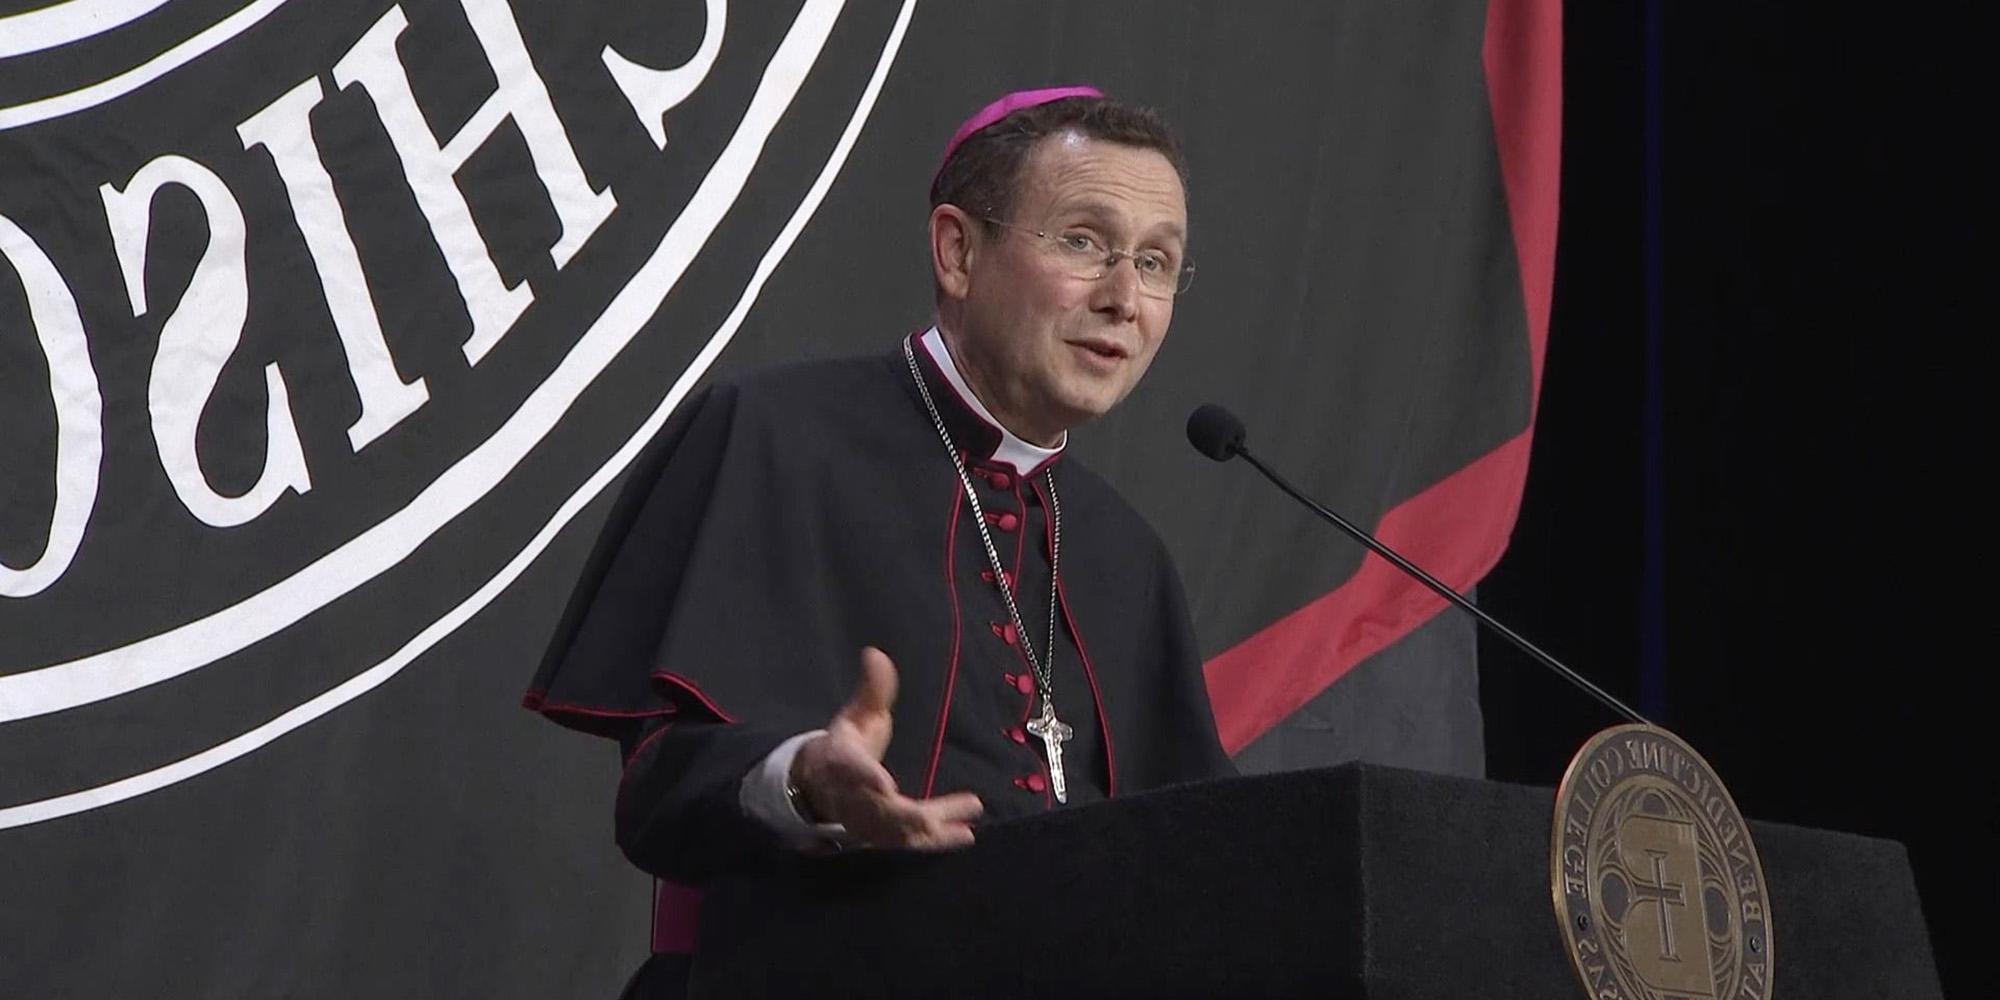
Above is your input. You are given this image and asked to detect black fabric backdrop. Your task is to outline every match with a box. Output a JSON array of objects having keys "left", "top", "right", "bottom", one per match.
[
  {"left": 1478, "top": 2, "right": 1974, "bottom": 992},
  {"left": 0, "top": 2, "right": 1552, "bottom": 995}
]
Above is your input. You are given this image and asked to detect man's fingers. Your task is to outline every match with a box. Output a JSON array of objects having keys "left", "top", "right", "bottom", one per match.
[
  {"left": 923, "top": 792, "right": 984, "bottom": 826},
  {"left": 850, "top": 791, "right": 982, "bottom": 850},
  {"left": 913, "top": 822, "right": 976, "bottom": 850},
  {"left": 903, "top": 793, "right": 980, "bottom": 849}
]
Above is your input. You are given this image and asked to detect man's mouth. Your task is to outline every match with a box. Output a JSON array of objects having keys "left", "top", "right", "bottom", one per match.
[{"left": 1069, "top": 339, "right": 1129, "bottom": 360}]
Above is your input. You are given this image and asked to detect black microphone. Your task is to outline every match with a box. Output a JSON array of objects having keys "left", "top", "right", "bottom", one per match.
[{"left": 1186, "top": 403, "right": 1650, "bottom": 726}]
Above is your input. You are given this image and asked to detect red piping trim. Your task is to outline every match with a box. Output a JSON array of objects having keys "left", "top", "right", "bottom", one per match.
[
  {"left": 1056, "top": 581, "right": 1117, "bottom": 798},
  {"left": 1009, "top": 480, "right": 1027, "bottom": 600},
  {"left": 522, "top": 691, "right": 676, "bottom": 721},
  {"left": 922, "top": 477, "right": 966, "bottom": 798},
  {"left": 996, "top": 481, "right": 1046, "bottom": 684},
  {"left": 612, "top": 728, "right": 701, "bottom": 955},
  {"left": 651, "top": 880, "right": 703, "bottom": 954},
  {"left": 619, "top": 719, "right": 677, "bottom": 768},
  {"left": 649, "top": 672, "right": 739, "bottom": 724},
  {"left": 1039, "top": 476, "right": 1117, "bottom": 797},
  {"left": 613, "top": 723, "right": 676, "bottom": 862}
]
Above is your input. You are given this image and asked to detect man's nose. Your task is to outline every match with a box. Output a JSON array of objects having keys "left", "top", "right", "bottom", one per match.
[{"left": 1091, "top": 259, "right": 1142, "bottom": 322}]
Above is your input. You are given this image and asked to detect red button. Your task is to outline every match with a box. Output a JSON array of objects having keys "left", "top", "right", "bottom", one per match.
[
  {"left": 988, "top": 511, "right": 1019, "bottom": 532},
  {"left": 990, "top": 622, "right": 1017, "bottom": 645},
  {"left": 1007, "top": 726, "right": 1028, "bottom": 744},
  {"left": 1014, "top": 674, "right": 1035, "bottom": 696},
  {"left": 1024, "top": 774, "right": 1048, "bottom": 794},
  {"left": 989, "top": 472, "right": 1012, "bottom": 490}
]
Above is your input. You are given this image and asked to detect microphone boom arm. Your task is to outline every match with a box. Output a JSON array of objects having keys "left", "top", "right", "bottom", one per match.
[{"left": 1232, "top": 445, "right": 1652, "bottom": 727}]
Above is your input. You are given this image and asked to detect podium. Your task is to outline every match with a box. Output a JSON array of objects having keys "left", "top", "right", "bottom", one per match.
[{"left": 691, "top": 763, "right": 1942, "bottom": 998}]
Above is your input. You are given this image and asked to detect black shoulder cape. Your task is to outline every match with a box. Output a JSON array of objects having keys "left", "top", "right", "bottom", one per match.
[{"left": 527, "top": 335, "right": 1232, "bottom": 817}]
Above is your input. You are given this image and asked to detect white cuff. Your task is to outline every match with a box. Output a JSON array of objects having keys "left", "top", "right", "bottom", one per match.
[{"left": 739, "top": 730, "right": 851, "bottom": 849}]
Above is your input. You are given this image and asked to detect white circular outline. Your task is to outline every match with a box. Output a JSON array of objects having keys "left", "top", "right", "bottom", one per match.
[{"left": 0, "top": 0, "right": 916, "bottom": 829}]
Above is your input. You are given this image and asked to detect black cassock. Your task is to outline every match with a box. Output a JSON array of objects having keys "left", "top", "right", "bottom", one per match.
[{"left": 526, "top": 331, "right": 1233, "bottom": 987}]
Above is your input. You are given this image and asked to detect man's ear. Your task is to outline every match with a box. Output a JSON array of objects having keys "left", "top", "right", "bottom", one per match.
[{"left": 929, "top": 204, "right": 978, "bottom": 302}]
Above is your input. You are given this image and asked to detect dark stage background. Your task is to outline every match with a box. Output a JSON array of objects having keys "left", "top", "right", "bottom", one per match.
[{"left": 1480, "top": 3, "right": 1979, "bottom": 996}]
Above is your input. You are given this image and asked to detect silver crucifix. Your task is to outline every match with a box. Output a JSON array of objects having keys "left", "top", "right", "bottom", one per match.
[{"left": 1024, "top": 699, "right": 1075, "bottom": 803}]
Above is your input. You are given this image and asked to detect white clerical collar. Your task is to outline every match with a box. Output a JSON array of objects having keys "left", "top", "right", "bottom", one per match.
[{"left": 919, "top": 326, "right": 1066, "bottom": 475}]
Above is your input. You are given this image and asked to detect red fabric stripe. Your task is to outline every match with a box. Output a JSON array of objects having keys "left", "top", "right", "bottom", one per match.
[
  {"left": 1204, "top": 0, "right": 1560, "bottom": 753},
  {"left": 1206, "top": 435, "right": 1534, "bottom": 751},
  {"left": 1485, "top": 0, "right": 1561, "bottom": 394}
]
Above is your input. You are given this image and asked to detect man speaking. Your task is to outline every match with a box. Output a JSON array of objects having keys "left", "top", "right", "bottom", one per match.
[{"left": 527, "top": 85, "right": 1234, "bottom": 995}]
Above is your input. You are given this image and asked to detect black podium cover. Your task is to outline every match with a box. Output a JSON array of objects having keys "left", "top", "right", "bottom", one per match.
[{"left": 692, "top": 763, "right": 1942, "bottom": 999}]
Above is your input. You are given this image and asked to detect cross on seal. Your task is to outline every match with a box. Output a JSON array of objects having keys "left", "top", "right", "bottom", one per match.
[{"left": 1632, "top": 849, "right": 1689, "bottom": 960}]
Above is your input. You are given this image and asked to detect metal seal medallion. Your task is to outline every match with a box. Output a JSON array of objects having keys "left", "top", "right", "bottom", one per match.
[{"left": 1552, "top": 724, "right": 1774, "bottom": 999}]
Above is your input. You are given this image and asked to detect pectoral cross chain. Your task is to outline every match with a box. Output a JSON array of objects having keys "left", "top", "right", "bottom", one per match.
[{"left": 1025, "top": 700, "right": 1074, "bottom": 803}]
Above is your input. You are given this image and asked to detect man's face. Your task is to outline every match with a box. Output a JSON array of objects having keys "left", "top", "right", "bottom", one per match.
[{"left": 948, "top": 132, "right": 1188, "bottom": 444}]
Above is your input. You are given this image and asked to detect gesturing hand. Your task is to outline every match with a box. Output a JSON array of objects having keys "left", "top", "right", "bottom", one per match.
[{"left": 788, "top": 647, "right": 984, "bottom": 849}]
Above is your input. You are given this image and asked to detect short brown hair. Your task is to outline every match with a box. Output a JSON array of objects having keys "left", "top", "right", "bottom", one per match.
[{"left": 929, "top": 97, "right": 1188, "bottom": 229}]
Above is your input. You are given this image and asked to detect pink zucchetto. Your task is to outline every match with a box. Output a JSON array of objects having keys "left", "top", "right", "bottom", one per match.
[{"left": 937, "top": 85, "right": 1105, "bottom": 178}]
